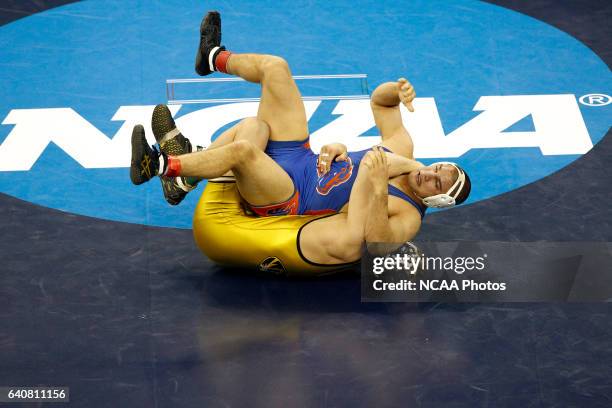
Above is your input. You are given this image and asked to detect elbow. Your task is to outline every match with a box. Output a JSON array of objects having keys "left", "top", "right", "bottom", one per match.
[{"left": 370, "top": 98, "right": 386, "bottom": 110}]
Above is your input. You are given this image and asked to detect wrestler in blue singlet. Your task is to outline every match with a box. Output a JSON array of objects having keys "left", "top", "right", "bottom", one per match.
[{"left": 264, "top": 138, "right": 425, "bottom": 217}]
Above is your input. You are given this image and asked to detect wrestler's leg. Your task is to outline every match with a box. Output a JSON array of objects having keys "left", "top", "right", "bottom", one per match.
[
  {"left": 132, "top": 125, "right": 294, "bottom": 206},
  {"left": 152, "top": 103, "right": 271, "bottom": 201},
  {"left": 134, "top": 116, "right": 291, "bottom": 206},
  {"left": 196, "top": 11, "right": 307, "bottom": 141},
  {"left": 225, "top": 54, "right": 308, "bottom": 142},
  {"left": 207, "top": 116, "right": 270, "bottom": 151},
  {"left": 174, "top": 140, "right": 294, "bottom": 206},
  {"left": 202, "top": 116, "right": 270, "bottom": 178}
]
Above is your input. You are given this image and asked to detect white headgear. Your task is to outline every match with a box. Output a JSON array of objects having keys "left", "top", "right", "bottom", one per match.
[{"left": 421, "top": 162, "right": 467, "bottom": 209}]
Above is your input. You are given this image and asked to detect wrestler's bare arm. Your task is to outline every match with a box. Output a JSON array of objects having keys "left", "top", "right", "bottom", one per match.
[
  {"left": 371, "top": 79, "right": 416, "bottom": 158},
  {"left": 385, "top": 152, "right": 422, "bottom": 178},
  {"left": 299, "top": 151, "right": 379, "bottom": 264},
  {"left": 317, "top": 142, "right": 422, "bottom": 178},
  {"left": 362, "top": 148, "right": 421, "bottom": 245},
  {"left": 300, "top": 148, "right": 420, "bottom": 264}
]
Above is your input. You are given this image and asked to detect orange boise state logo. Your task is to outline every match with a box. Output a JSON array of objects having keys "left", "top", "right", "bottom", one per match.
[{"left": 316, "top": 157, "right": 354, "bottom": 196}]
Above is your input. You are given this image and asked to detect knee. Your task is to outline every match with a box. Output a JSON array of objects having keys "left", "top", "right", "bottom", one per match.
[
  {"left": 240, "top": 117, "right": 270, "bottom": 137},
  {"left": 231, "top": 139, "right": 258, "bottom": 162},
  {"left": 262, "top": 55, "right": 291, "bottom": 77},
  {"left": 236, "top": 117, "right": 270, "bottom": 150}
]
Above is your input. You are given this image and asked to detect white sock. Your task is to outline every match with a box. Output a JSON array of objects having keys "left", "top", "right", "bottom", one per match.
[
  {"left": 175, "top": 177, "right": 194, "bottom": 192},
  {"left": 157, "top": 155, "right": 166, "bottom": 176}
]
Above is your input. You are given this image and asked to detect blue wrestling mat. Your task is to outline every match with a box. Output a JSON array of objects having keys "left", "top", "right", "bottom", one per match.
[
  {"left": 1, "top": 1, "right": 612, "bottom": 407},
  {"left": 0, "top": 0, "right": 609, "bottom": 227}
]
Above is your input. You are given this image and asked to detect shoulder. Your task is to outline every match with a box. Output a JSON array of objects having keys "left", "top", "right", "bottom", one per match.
[
  {"left": 389, "top": 200, "right": 422, "bottom": 224},
  {"left": 387, "top": 178, "right": 426, "bottom": 218}
]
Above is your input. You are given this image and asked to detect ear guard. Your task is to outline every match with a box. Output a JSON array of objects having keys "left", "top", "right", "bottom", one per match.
[{"left": 421, "top": 162, "right": 466, "bottom": 209}]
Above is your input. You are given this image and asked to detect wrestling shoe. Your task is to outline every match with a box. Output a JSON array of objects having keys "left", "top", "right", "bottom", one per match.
[
  {"left": 130, "top": 124, "right": 160, "bottom": 185},
  {"left": 151, "top": 104, "right": 192, "bottom": 155},
  {"left": 194, "top": 11, "right": 226, "bottom": 76},
  {"left": 151, "top": 104, "right": 195, "bottom": 206},
  {"left": 158, "top": 176, "right": 194, "bottom": 206}
]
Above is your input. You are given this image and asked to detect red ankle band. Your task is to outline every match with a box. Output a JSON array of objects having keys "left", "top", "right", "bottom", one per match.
[
  {"left": 165, "top": 156, "right": 182, "bottom": 177},
  {"left": 215, "top": 51, "right": 232, "bottom": 73}
]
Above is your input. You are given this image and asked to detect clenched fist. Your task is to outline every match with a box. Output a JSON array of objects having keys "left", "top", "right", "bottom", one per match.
[{"left": 397, "top": 78, "right": 416, "bottom": 112}]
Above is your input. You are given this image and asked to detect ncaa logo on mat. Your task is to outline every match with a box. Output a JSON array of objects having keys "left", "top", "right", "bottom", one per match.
[{"left": 0, "top": 0, "right": 610, "bottom": 228}]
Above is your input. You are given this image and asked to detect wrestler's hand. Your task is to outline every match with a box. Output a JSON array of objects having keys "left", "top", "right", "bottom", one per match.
[
  {"left": 362, "top": 146, "right": 389, "bottom": 194},
  {"left": 397, "top": 78, "right": 415, "bottom": 112},
  {"left": 318, "top": 143, "right": 348, "bottom": 175}
]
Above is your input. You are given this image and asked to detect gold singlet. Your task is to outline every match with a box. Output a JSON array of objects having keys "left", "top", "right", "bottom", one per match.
[{"left": 192, "top": 181, "right": 358, "bottom": 276}]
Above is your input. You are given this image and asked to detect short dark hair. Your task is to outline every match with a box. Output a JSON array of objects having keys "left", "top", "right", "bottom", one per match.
[{"left": 454, "top": 166, "right": 471, "bottom": 205}]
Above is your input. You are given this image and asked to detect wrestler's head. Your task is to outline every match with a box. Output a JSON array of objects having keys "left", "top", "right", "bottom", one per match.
[{"left": 407, "top": 162, "right": 471, "bottom": 208}]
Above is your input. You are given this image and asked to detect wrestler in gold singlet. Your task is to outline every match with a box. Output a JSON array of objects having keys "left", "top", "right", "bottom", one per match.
[{"left": 193, "top": 181, "right": 358, "bottom": 276}]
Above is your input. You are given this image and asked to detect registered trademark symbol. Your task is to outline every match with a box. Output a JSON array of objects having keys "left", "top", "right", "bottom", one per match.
[{"left": 579, "top": 94, "right": 612, "bottom": 107}]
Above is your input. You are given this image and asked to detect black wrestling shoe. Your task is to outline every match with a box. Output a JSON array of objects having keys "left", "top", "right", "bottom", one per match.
[
  {"left": 151, "top": 104, "right": 195, "bottom": 206},
  {"left": 130, "top": 124, "right": 159, "bottom": 185},
  {"left": 159, "top": 176, "right": 195, "bottom": 206},
  {"left": 151, "top": 104, "right": 193, "bottom": 155},
  {"left": 194, "top": 11, "right": 226, "bottom": 76}
]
